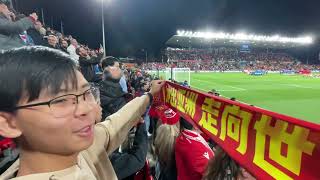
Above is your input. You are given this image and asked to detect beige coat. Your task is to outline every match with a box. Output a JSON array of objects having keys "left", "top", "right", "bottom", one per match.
[{"left": 0, "top": 95, "right": 149, "bottom": 180}]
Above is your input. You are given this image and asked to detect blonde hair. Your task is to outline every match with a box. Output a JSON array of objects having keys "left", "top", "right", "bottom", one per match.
[
  {"left": 154, "top": 124, "right": 179, "bottom": 167},
  {"left": 203, "top": 146, "right": 242, "bottom": 180}
]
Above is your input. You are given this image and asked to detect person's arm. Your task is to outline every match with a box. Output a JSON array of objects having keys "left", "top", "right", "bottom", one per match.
[
  {"left": 98, "top": 95, "right": 149, "bottom": 154},
  {"left": 0, "top": 16, "right": 34, "bottom": 34},
  {"left": 89, "top": 80, "right": 164, "bottom": 155},
  {"left": 78, "top": 57, "right": 100, "bottom": 65},
  {"left": 90, "top": 55, "right": 102, "bottom": 64},
  {"left": 110, "top": 123, "right": 148, "bottom": 179}
]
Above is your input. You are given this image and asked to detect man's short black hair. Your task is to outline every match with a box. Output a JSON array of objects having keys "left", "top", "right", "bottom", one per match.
[
  {"left": 100, "top": 56, "right": 119, "bottom": 70},
  {"left": 179, "top": 117, "right": 193, "bottom": 130},
  {"left": 76, "top": 46, "right": 83, "bottom": 55},
  {"left": 60, "top": 39, "right": 68, "bottom": 44},
  {"left": 0, "top": 46, "right": 78, "bottom": 112}
]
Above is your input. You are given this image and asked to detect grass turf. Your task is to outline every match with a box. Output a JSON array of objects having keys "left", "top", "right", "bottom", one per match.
[{"left": 161, "top": 72, "right": 320, "bottom": 124}]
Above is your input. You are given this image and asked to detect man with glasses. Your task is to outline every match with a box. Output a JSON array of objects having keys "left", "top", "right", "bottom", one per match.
[{"left": 0, "top": 46, "right": 164, "bottom": 180}]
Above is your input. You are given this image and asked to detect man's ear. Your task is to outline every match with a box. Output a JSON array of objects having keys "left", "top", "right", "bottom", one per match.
[{"left": 0, "top": 112, "right": 22, "bottom": 138}]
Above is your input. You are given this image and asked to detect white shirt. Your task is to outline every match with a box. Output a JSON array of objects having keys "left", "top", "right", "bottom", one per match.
[{"left": 67, "top": 45, "right": 79, "bottom": 61}]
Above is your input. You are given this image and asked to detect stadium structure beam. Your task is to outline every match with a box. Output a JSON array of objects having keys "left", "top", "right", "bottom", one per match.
[{"left": 101, "top": 0, "right": 106, "bottom": 57}]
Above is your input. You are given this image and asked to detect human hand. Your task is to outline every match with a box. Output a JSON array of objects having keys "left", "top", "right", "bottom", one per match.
[
  {"left": 149, "top": 80, "right": 165, "bottom": 96},
  {"left": 29, "top": 12, "right": 38, "bottom": 21}
]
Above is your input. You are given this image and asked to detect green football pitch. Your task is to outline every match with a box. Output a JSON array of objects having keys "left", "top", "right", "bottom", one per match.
[{"left": 158, "top": 72, "right": 320, "bottom": 124}]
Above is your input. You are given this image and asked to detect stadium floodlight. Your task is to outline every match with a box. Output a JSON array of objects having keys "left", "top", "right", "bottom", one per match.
[
  {"left": 99, "top": 0, "right": 112, "bottom": 57},
  {"left": 176, "top": 30, "right": 314, "bottom": 45}
]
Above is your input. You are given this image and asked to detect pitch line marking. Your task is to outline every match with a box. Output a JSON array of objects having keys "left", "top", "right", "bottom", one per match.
[
  {"left": 192, "top": 79, "right": 247, "bottom": 91},
  {"left": 281, "top": 84, "right": 318, "bottom": 89}
]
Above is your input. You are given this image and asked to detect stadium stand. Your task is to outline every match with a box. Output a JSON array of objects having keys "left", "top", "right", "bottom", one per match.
[{"left": 141, "top": 47, "right": 320, "bottom": 72}]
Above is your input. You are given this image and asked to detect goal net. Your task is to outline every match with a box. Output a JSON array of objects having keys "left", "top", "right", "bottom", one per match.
[{"left": 165, "top": 68, "right": 191, "bottom": 86}]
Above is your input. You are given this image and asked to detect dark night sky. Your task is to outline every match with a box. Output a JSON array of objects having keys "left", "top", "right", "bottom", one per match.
[{"left": 14, "top": 0, "right": 320, "bottom": 57}]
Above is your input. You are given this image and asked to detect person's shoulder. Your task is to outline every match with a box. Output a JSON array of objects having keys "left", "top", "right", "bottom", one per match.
[
  {"left": 176, "top": 133, "right": 210, "bottom": 150},
  {"left": 175, "top": 134, "right": 188, "bottom": 146}
]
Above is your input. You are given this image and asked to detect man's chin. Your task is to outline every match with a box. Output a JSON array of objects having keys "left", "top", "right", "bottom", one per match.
[
  {"left": 73, "top": 131, "right": 95, "bottom": 150},
  {"left": 74, "top": 138, "right": 94, "bottom": 152}
]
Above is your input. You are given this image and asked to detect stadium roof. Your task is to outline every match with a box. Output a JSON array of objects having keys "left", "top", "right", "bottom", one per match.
[{"left": 166, "top": 30, "right": 314, "bottom": 49}]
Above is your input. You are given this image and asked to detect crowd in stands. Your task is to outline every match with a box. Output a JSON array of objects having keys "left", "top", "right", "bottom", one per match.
[
  {"left": 140, "top": 48, "right": 320, "bottom": 71},
  {"left": 0, "top": 0, "right": 103, "bottom": 59}
]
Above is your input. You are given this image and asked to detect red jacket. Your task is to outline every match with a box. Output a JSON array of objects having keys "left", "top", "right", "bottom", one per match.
[{"left": 175, "top": 130, "right": 214, "bottom": 180}]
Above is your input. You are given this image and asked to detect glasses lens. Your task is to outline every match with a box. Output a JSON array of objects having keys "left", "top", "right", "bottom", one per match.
[
  {"left": 50, "top": 95, "right": 77, "bottom": 117},
  {"left": 49, "top": 87, "right": 100, "bottom": 117},
  {"left": 85, "top": 87, "right": 100, "bottom": 104}
]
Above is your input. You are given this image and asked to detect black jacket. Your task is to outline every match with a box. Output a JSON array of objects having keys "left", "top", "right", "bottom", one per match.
[
  {"left": 60, "top": 47, "right": 69, "bottom": 54},
  {"left": 157, "top": 163, "right": 177, "bottom": 180},
  {"left": 110, "top": 123, "right": 148, "bottom": 180},
  {"left": 78, "top": 55, "right": 101, "bottom": 83},
  {"left": 99, "top": 77, "right": 127, "bottom": 119},
  {"left": 26, "top": 29, "right": 47, "bottom": 46}
]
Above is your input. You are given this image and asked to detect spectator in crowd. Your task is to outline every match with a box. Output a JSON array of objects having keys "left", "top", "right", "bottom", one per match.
[
  {"left": 131, "top": 73, "right": 155, "bottom": 134},
  {"left": 182, "top": 80, "right": 189, "bottom": 87},
  {"left": 88, "top": 49, "right": 98, "bottom": 58},
  {"left": 0, "top": 2, "right": 38, "bottom": 50},
  {"left": 46, "top": 34, "right": 59, "bottom": 49},
  {"left": 55, "top": 32, "right": 63, "bottom": 40},
  {"left": 60, "top": 39, "right": 69, "bottom": 54},
  {"left": 109, "top": 118, "right": 148, "bottom": 179},
  {"left": 77, "top": 46, "right": 101, "bottom": 83},
  {"left": 208, "top": 89, "right": 216, "bottom": 95},
  {"left": 132, "top": 71, "right": 144, "bottom": 91},
  {"left": 45, "top": 27, "right": 51, "bottom": 34},
  {"left": 67, "top": 38, "right": 79, "bottom": 60},
  {"left": 27, "top": 21, "right": 46, "bottom": 46},
  {"left": 0, "top": 46, "right": 164, "bottom": 179},
  {"left": 175, "top": 118, "right": 214, "bottom": 180},
  {"left": 154, "top": 124, "right": 179, "bottom": 180},
  {"left": 203, "top": 146, "right": 255, "bottom": 180},
  {"left": 99, "top": 56, "right": 127, "bottom": 120},
  {"left": 119, "top": 66, "right": 128, "bottom": 93}
]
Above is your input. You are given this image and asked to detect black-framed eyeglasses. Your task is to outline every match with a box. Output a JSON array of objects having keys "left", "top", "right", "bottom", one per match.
[{"left": 12, "top": 87, "right": 100, "bottom": 118}]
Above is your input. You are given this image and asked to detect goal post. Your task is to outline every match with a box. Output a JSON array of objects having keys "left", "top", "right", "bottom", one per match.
[{"left": 165, "top": 68, "right": 191, "bottom": 86}]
